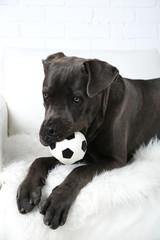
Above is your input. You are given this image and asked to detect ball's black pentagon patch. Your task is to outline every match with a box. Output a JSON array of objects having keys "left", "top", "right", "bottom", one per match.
[
  {"left": 81, "top": 140, "right": 87, "bottom": 152},
  {"left": 50, "top": 142, "right": 56, "bottom": 150},
  {"left": 62, "top": 148, "right": 74, "bottom": 159},
  {"left": 66, "top": 133, "right": 75, "bottom": 140}
]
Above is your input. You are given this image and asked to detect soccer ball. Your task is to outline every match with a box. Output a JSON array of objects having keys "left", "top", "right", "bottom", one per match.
[{"left": 50, "top": 131, "right": 87, "bottom": 165}]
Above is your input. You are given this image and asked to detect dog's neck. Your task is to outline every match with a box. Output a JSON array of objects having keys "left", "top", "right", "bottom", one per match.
[
  {"left": 86, "top": 88, "right": 110, "bottom": 142},
  {"left": 86, "top": 75, "right": 125, "bottom": 143},
  {"left": 110, "top": 74, "right": 124, "bottom": 98}
]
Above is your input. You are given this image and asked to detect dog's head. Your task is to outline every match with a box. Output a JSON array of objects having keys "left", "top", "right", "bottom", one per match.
[{"left": 39, "top": 52, "right": 119, "bottom": 147}]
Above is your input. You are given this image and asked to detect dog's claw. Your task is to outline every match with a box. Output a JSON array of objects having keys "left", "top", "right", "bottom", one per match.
[
  {"left": 45, "top": 221, "right": 50, "bottom": 226},
  {"left": 20, "top": 207, "right": 29, "bottom": 214},
  {"left": 20, "top": 208, "right": 25, "bottom": 213}
]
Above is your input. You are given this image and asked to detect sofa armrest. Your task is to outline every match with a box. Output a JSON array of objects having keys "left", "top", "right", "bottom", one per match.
[{"left": 0, "top": 96, "right": 8, "bottom": 170}]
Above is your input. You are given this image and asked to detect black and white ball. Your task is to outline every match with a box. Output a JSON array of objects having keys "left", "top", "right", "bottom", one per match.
[{"left": 50, "top": 131, "right": 87, "bottom": 164}]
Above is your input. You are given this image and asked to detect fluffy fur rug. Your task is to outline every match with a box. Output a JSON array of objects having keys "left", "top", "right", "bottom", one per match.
[{"left": 0, "top": 133, "right": 160, "bottom": 240}]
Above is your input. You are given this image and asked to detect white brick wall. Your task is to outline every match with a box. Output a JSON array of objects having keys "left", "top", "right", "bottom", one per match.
[
  {"left": 94, "top": 8, "right": 135, "bottom": 23},
  {"left": 0, "top": 0, "right": 159, "bottom": 51},
  {"left": 111, "top": 0, "right": 156, "bottom": 8},
  {"left": 0, "top": 0, "right": 160, "bottom": 93}
]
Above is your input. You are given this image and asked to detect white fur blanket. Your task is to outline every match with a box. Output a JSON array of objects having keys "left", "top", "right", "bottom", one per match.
[{"left": 0, "top": 133, "right": 160, "bottom": 240}]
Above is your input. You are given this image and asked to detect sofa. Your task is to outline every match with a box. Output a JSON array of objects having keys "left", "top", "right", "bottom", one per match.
[{"left": 0, "top": 48, "right": 160, "bottom": 240}]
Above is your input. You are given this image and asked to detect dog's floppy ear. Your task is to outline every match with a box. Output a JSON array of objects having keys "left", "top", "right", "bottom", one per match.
[
  {"left": 42, "top": 52, "right": 65, "bottom": 73},
  {"left": 83, "top": 59, "right": 119, "bottom": 98}
]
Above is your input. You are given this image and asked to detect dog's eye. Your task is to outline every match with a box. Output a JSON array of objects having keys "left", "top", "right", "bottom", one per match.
[
  {"left": 73, "top": 96, "right": 80, "bottom": 104},
  {"left": 43, "top": 93, "right": 51, "bottom": 101}
]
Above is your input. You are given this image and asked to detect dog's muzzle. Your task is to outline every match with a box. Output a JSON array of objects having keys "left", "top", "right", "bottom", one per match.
[{"left": 39, "top": 118, "right": 73, "bottom": 146}]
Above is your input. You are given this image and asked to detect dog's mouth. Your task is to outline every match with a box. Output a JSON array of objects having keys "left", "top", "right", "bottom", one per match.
[
  {"left": 80, "top": 128, "right": 86, "bottom": 136},
  {"left": 40, "top": 128, "right": 87, "bottom": 148},
  {"left": 39, "top": 134, "right": 65, "bottom": 147}
]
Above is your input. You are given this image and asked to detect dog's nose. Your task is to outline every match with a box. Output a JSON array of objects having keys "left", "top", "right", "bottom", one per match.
[{"left": 45, "top": 124, "right": 58, "bottom": 137}]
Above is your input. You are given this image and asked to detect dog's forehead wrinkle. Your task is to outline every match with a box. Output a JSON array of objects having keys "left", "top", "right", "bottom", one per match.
[
  {"left": 50, "top": 56, "right": 85, "bottom": 75},
  {"left": 46, "top": 66, "right": 70, "bottom": 90},
  {"left": 48, "top": 71, "right": 86, "bottom": 94}
]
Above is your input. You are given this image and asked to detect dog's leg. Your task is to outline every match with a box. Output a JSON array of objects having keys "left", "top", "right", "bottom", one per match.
[
  {"left": 17, "top": 157, "right": 59, "bottom": 214},
  {"left": 40, "top": 157, "right": 124, "bottom": 229}
]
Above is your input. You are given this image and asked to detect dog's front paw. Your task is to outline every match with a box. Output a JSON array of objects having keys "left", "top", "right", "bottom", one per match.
[
  {"left": 40, "top": 186, "right": 73, "bottom": 229},
  {"left": 17, "top": 178, "right": 43, "bottom": 214}
]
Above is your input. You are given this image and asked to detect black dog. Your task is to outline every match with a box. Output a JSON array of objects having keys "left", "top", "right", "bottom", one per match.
[{"left": 17, "top": 52, "right": 160, "bottom": 229}]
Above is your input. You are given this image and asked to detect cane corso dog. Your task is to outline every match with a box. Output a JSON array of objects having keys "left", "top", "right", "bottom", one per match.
[{"left": 17, "top": 52, "right": 160, "bottom": 229}]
